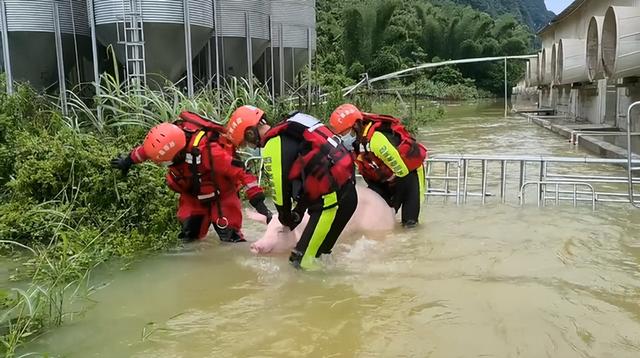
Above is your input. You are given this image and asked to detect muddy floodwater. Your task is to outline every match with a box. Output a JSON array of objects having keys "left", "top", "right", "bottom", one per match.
[{"left": 25, "top": 101, "right": 640, "bottom": 357}]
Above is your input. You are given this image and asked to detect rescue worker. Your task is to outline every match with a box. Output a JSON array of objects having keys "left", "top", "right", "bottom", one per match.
[
  {"left": 329, "top": 104, "right": 427, "bottom": 228},
  {"left": 110, "top": 111, "right": 273, "bottom": 243},
  {"left": 226, "top": 105, "right": 357, "bottom": 270}
]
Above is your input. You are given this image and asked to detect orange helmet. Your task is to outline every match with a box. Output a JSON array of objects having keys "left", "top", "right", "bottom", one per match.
[
  {"left": 143, "top": 123, "right": 186, "bottom": 163},
  {"left": 227, "top": 105, "right": 265, "bottom": 146},
  {"left": 330, "top": 104, "right": 363, "bottom": 134}
]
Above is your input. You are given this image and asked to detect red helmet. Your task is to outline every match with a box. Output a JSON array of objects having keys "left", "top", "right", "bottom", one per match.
[
  {"left": 330, "top": 104, "right": 363, "bottom": 134},
  {"left": 227, "top": 105, "right": 265, "bottom": 146},
  {"left": 143, "top": 123, "right": 186, "bottom": 163}
]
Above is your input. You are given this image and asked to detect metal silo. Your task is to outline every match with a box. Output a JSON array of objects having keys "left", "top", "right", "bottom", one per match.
[
  {"left": 209, "top": 0, "right": 270, "bottom": 82},
  {"left": 92, "top": 0, "right": 213, "bottom": 93},
  {"left": 0, "top": 0, "right": 91, "bottom": 93},
  {"left": 268, "top": 0, "right": 316, "bottom": 96}
]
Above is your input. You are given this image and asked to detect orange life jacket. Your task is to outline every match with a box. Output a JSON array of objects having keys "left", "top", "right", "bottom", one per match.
[{"left": 166, "top": 112, "right": 233, "bottom": 201}]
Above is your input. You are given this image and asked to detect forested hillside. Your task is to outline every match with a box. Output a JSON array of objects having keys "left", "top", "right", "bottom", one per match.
[
  {"left": 316, "top": 0, "right": 535, "bottom": 96},
  {"left": 446, "top": 0, "right": 556, "bottom": 31}
]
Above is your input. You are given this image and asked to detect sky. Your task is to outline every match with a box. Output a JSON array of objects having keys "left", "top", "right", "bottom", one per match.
[{"left": 545, "top": 0, "right": 574, "bottom": 14}]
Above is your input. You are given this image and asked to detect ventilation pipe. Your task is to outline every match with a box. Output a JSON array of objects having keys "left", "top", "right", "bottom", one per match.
[
  {"left": 602, "top": 6, "right": 640, "bottom": 79},
  {"left": 558, "top": 38, "right": 589, "bottom": 84},
  {"left": 586, "top": 16, "right": 605, "bottom": 81}
]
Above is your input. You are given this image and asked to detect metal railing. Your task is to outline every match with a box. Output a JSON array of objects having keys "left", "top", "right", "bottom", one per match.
[
  {"left": 570, "top": 131, "right": 640, "bottom": 145},
  {"left": 627, "top": 101, "right": 640, "bottom": 208},
  {"left": 425, "top": 154, "right": 640, "bottom": 209},
  {"left": 244, "top": 153, "right": 640, "bottom": 210}
]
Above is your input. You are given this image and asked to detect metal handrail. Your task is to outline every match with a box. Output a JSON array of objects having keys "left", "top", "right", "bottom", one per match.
[
  {"left": 627, "top": 101, "right": 640, "bottom": 208},
  {"left": 244, "top": 153, "right": 640, "bottom": 209},
  {"left": 570, "top": 131, "right": 640, "bottom": 145},
  {"left": 520, "top": 181, "right": 596, "bottom": 211}
]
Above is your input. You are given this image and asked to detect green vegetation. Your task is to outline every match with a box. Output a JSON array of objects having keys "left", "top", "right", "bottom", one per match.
[
  {"left": 0, "top": 1, "right": 541, "bottom": 354},
  {"left": 0, "top": 76, "right": 289, "bottom": 356},
  {"left": 445, "top": 0, "right": 555, "bottom": 31},
  {"left": 316, "top": 0, "right": 534, "bottom": 97}
]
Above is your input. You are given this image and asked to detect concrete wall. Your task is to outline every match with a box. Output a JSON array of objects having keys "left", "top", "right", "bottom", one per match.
[{"left": 533, "top": 0, "right": 640, "bottom": 128}]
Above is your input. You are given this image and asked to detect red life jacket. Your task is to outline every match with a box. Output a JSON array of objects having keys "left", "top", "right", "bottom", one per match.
[
  {"left": 355, "top": 113, "right": 428, "bottom": 182},
  {"left": 261, "top": 112, "right": 355, "bottom": 202},
  {"left": 165, "top": 111, "right": 233, "bottom": 201}
]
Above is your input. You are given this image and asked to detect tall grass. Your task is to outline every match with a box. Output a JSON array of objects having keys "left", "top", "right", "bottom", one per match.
[
  {"left": 64, "top": 74, "right": 288, "bottom": 134},
  {"left": 0, "top": 74, "right": 298, "bottom": 356}
]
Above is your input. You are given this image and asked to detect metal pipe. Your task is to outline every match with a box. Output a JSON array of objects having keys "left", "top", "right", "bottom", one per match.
[
  {"left": 521, "top": 181, "right": 596, "bottom": 210},
  {"left": 574, "top": 131, "right": 640, "bottom": 146},
  {"left": 456, "top": 159, "right": 462, "bottom": 206},
  {"left": 430, "top": 154, "right": 640, "bottom": 165},
  {"left": 545, "top": 176, "right": 640, "bottom": 184},
  {"left": 539, "top": 161, "right": 547, "bottom": 202},
  {"left": 504, "top": 57, "right": 508, "bottom": 117},
  {"left": 212, "top": 0, "right": 221, "bottom": 100},
  {"left": 463, "top": 159, "right": 469, "bottom": 204},
  {"left": 245, "top": 11, "right": 253, "bottom": 93},
  {"left": 501, "top": 160, "right": 507, "bottom": 203},
  {"left": 279, "top": 23, "right": 284, "bottom": 96},
  {"left": 206, "top": 40, "right": 212, "bottom": 90},
  {"left": 269, "top": 16, "right": 275, "bottom": 102},
  {"left": 183, "top": 0, "right": 194, "bottom": 98},
  {"left": 627, "top": 101, "right": 640, "bottom": 208},
  {"left": 444, "top": 162, "right": 450, "bottom": 195},
  {"left": 518, "top": 160, "right": 526, "bottom": 196},
  {"left": 86, "top": 0, "right": 101, "bottom": 121},
  {"left": 68, "top": 0, "right": 81, "bottom": 88},
  {"left": 307, "top": 27, "right": 312, "bottom": 110},
  {"left": 481, "top": 159, "right": 488, "bottom": 205},
  {"left": 53, "top": 3, "right": 67, "bottom": 116},
  {"left": 0, "top": 0, "right": 12, "bottom": 95}
]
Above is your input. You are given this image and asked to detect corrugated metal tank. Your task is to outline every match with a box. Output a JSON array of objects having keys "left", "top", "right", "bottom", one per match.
[
  {"left": 211, "top": 0, "right": 270, "bottom": 78},
  {"left": 0, "top": 0, "right": 91, "bottom": 89},
  {"left": 93, "top": 0, "right": 213, "bottom": 82},
  {"left": 267, "top": 0, "right": 316, "bottom": 94}
]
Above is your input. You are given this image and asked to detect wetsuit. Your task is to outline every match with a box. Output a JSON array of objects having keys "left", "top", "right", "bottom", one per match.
[
  {"left": 354, "top": 120, "right": 426, "bottom": 227},
  {"left": 261, "top": 113, "right": 357, "bottom": 269}
]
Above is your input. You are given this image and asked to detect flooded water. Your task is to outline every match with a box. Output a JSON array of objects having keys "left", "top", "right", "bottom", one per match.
[{"left": 25, "top": 101, "right": 640, "bottom": 357}]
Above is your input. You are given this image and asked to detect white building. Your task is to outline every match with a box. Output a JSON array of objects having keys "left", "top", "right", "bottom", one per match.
[{"left": 530, "top": 0, "right": 640, "bottom": 129}]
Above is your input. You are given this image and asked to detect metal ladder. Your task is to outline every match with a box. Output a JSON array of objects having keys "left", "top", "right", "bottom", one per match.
[
  {"left": 627, "top": 101, "right": 640, "bottom": 208},
  {"left": 117, "top": 0, "right": 146, "bottom": 92}
]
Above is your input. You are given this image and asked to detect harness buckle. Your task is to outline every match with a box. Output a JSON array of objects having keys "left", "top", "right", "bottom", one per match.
[{"left": 215, "top": 217, "right": 229, "bottom": 230}]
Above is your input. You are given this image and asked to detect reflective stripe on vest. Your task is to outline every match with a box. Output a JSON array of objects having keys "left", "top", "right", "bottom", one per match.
[
  {"left": 288, "top": 113, "right": 320, "bottom": 128},
  {"left": 197, "top": 192, "right": 217, "bottom": 201}
]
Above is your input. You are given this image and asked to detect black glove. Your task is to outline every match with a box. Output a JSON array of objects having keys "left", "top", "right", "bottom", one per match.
[
  {"left": 279, "top": 209, "right": 302, "bottom": 230},
  {"left": 110, "top": 154, "right": 134, "bottom": 177},
  {"left": 250, "top": 194, "right": 273, "bottom": 224}
]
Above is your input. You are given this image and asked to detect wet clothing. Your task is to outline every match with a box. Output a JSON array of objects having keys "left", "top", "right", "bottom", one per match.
[
  {"left": 126, "top": 112, "right": 269, "bottom": 242},
  {"left": 353, "top": 113, "right": 427, "bottom": 226},
  {"left": 261, "top": 112, "right": 357, "bottom": 269},
  {"left": 289, "top": 181, "right": 357, "bottom": 269}
]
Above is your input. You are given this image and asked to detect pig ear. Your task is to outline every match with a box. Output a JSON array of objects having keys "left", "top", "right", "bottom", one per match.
[{"left": 245, "top": 209, "right": 268, "bottom": 225}]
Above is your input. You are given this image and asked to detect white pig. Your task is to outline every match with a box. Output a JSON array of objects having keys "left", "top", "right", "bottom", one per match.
[{"left": 246, "top": 186, "right": 396, "bottom": 255}]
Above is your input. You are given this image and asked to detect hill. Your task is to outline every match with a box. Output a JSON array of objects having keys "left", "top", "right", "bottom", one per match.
[{"left": 446, "top": 0, "right": 556, "bottom": 31}]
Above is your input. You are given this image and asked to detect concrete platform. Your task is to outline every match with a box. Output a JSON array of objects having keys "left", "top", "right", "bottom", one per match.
[{"left": 522, "top": 113, "right": 639, "bottom": 161}]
